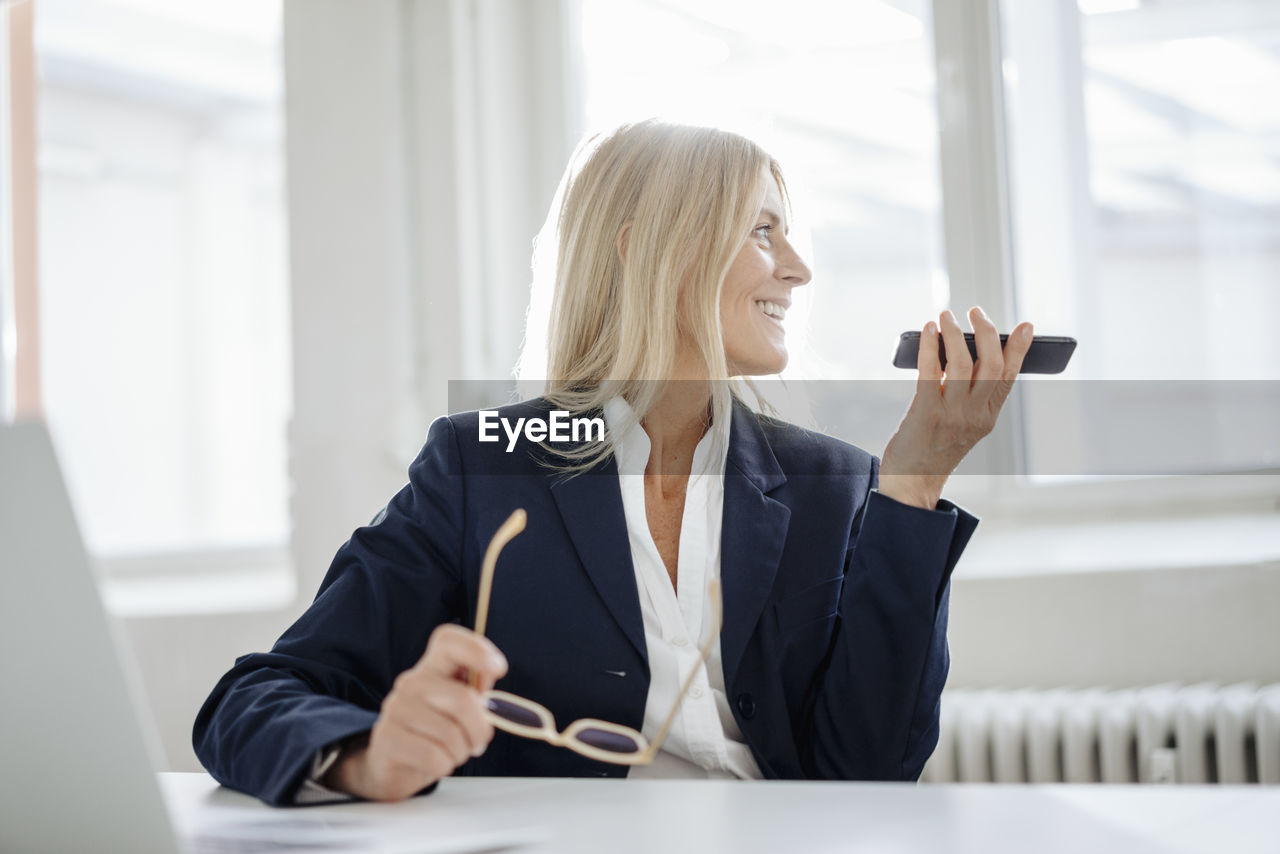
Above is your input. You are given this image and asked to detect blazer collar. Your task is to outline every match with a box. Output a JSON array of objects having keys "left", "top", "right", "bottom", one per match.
[{"left": 725, "top": 396, "right": 787, "bottom": 493}]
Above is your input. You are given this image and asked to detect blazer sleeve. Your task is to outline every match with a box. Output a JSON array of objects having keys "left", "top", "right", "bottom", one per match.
[
  {"left": 192, "top": 416, "right": 468, "bottom": 806},
  {"left": 801, "top": 457, "right": 978, "bottom": 782}
]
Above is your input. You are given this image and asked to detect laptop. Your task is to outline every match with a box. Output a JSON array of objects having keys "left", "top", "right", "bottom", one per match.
[
  {"left": 0, "top": 421, "right": 534, "bottom": 854},
  {"left": 0, "top": 420, "right": 181, "bottom": 853}
]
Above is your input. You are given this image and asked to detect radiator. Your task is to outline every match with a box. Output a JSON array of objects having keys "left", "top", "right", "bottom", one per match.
[{"left": 920, "top": 683, "right": 1280, "bottom": 784}]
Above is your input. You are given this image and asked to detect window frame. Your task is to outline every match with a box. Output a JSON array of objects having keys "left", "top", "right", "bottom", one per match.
[{"left": 1, "top": 4, "right": 11, "bottom": 422}]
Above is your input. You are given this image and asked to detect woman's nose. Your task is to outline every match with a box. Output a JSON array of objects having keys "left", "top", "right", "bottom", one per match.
[{"left": 779, "top": 245, "right": 812, "bottom": 288}]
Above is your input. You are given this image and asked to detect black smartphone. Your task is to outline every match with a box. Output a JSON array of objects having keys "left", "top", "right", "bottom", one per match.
[{"left": 892, "top": 332, "right": 1077, "bottom": 374}]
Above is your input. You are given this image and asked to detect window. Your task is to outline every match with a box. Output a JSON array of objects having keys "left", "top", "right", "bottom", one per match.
[
  {"left": 34, "top": 0, "right": 290, "bottom": 565},
  {"left": 1001, "top": 0, "right": 1280, "bottom": 482},
  {"left": 576, "top": 0, "right": 1278, "bottom": 504}
]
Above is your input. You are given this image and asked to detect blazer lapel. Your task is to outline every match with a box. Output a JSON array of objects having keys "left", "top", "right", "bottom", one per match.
[
  {"left": 549, "top": 456, "right": 648, "bottom": 667},
  {"left": 719, "top": 398, "right": 790, "bottom": 690}
]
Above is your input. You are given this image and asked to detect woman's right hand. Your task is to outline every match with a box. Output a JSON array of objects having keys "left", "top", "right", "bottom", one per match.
[{"left": 323, "top": 623, "right": 509, "bottom": 802}]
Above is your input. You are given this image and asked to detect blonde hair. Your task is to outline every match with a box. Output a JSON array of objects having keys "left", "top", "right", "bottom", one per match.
[{"left": 527, "top": 120, "right": 786, "bottom": 473}]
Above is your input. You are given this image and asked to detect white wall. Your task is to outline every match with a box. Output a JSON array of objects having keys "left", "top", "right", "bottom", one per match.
[{"left": 949, "top": 563, "right": 1280, "bottom": 690}]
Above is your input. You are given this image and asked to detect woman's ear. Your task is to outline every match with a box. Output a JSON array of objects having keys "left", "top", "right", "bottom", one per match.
[{"left": 616, "top": 222, "right": 632, "bottom": 264}]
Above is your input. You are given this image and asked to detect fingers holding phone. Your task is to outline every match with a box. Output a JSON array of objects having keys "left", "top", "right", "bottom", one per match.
[{"left": 879, "top": 308, "right": 1042, "bottom": 509}]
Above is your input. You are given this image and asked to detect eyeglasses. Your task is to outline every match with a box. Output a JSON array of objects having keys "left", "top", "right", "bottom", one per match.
[{"left": 469, "top": 508, "right": 722, "bottom": 765}]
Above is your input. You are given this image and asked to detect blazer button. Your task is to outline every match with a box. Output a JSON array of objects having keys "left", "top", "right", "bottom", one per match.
[{"left": 736, "top": 693, "right": 756, "bottom": 719}]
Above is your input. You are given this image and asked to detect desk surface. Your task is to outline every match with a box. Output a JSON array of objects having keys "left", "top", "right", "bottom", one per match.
[{"left": 161, "top": 773, "right": 1280, "bottom": 854}]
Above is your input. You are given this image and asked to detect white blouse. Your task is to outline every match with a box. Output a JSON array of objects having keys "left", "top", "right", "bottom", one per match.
[{"left": 602, "top": 396, "right": 763, "bottom": 780}]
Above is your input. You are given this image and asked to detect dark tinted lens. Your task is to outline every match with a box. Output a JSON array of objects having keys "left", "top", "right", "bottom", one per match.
[
  {"left": 486, "top": 696, "right": 543, "bottom": 729},
  {"left": 575, "top": 727, "right": 641, "bottom": 754}
]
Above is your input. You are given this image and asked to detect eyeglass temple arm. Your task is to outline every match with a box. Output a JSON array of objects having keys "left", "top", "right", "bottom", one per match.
[
  {"left": 636, "top": 579, "right": 722, "bottom": 763},
  {"left": 469, "top": 508, "right": 526, "bottom": 688}
]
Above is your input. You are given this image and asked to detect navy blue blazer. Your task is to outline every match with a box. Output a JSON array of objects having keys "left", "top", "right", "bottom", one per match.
[{"left": 194, "top": 396, "right": 977, "bottom": 806}]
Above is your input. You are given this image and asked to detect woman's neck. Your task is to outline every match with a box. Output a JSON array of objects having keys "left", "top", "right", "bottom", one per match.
[{"left": 639, "top": 350, "right": 712, "bottom": 480}]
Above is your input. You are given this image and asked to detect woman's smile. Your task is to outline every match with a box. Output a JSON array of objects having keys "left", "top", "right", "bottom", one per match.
[{"left": 755, "top": 300, "right": 788, "bottom": 325}]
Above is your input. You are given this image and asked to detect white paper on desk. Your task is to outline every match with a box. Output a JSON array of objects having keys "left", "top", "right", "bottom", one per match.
[{"left": 186, "top": 814, "right": 543, "bottom": 854}]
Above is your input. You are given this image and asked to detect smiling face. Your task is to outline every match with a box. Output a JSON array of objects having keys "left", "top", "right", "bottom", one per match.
[{"left": 719, "top": 169, "right": 812, "bottom": 376}]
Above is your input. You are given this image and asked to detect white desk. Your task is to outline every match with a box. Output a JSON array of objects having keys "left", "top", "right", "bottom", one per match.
[{"left": 161, "top": 773, "right": 1279, "bottom": 854}]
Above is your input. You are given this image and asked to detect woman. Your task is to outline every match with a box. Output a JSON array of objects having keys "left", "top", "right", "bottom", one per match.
[{"left": 193, "top": 121, "right": 1033, "bottom": 805}]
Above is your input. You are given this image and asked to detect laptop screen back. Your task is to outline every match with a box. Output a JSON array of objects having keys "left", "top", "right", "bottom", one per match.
[{"left": 0, "top": 421, "right": 179, "bottom": 853}]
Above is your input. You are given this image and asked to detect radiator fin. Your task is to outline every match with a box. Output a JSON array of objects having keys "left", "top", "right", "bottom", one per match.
[{"left": 921, "top": 683, "right": 1280, "bottom": 784}]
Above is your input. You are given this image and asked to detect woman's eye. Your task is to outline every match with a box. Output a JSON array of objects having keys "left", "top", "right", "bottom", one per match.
[{"left": 753, "top": 224, "right": 773, "bottom": 241}]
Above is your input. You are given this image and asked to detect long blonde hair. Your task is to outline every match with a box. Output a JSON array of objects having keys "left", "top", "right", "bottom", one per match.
[{"left": 528, "top": 120, "right": 785, "bottom": 473}]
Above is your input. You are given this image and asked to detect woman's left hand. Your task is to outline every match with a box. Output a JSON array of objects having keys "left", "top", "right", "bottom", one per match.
[{"left": 877, "top": 306, "right": 1034, "bottom": 509}]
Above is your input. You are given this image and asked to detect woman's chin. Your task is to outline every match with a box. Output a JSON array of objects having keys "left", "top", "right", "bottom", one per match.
[{"left": 728, "top": 350, "right": 788, "bottom": 377}]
